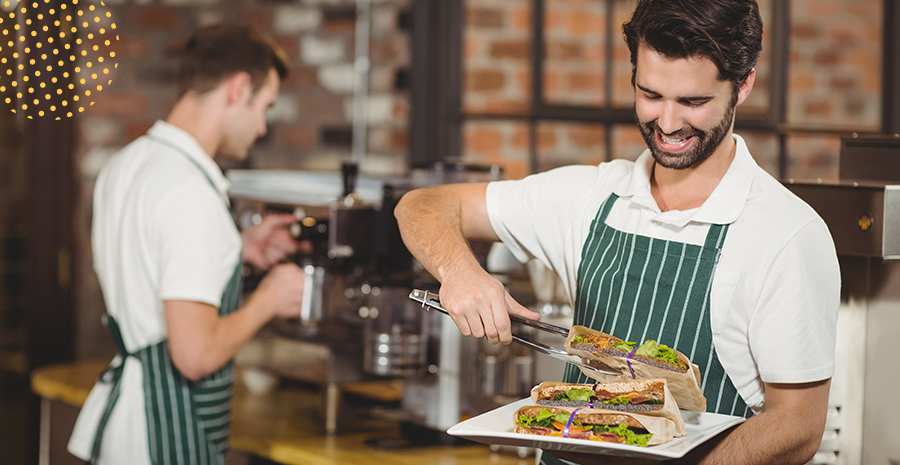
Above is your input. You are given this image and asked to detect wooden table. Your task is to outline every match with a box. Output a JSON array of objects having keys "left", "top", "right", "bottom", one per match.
[{"left": 31, "top": 361, "right": 534, "bottom": 465}]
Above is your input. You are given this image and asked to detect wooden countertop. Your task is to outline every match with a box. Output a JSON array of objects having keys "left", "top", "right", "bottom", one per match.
[{"left": 31, "top": 361, "right": 533, "bottom": 465}]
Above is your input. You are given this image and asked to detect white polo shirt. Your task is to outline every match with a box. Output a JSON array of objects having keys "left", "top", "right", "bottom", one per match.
[
  {"left": 486, "top": 134, "right": 841, "bottom": 413},
  {"left": 68, "top": 120, "right": 241, "bottom": 464}
]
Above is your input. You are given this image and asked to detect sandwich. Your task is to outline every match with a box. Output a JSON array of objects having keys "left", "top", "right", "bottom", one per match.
[
  {"left": 530, "top": 380, "right": 686, "bottom": 436},
  {"left": 569, "top": 333, "right": 688, "bottom": 373},
  {"left": 513, "top": 405, "right": 675, "bottom": 446},
  {"left": 565, "top": 326, "right": 706, "bottom": 412}
]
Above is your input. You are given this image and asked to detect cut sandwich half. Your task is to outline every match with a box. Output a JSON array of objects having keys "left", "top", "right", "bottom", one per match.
[
  {"left": 565, "top": 326, "right": 707, "bottom": 412},
  {"left": 513, "top": 405, "right": 675, "bottom": 446},
  {"left": 530, "top": 379, "right": 686, "bottom": 437}
]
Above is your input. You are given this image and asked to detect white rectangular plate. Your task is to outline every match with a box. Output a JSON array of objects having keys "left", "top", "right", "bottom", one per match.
[{"left": 447, "top": 398, "right": 746, "bottom": 460}]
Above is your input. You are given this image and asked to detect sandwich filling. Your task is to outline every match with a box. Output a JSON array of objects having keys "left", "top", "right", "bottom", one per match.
[
  {"left": 514, "top": 408, "right": 653, "bottom": 446},
  {"left": 537, "top": 382, "right": 666, "bottom": 411},
  {"left": 571, "top": 335, "right": 688, "bottom": 373}
]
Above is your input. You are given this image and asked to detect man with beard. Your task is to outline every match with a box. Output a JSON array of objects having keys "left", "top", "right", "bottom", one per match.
[{"left": 394, "top": 0, "right": 839, "bottom": 464}]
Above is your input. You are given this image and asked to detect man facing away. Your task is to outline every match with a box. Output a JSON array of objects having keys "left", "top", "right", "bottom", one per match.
[
  {"left": 68, "top": 24, "right": 306, "bottom": 465},
  {"left": 395, "top": 0, "right": 840, "bottom": 464}
]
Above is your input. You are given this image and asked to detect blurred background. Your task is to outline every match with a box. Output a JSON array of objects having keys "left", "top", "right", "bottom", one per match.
[{"left": 0, "top": 0, "right": 895, "bottom": 464}]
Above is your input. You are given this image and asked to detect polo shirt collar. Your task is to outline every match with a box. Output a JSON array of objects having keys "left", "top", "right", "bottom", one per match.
[
  {"left": 613, "top": 134, "right": 755, "bottom": 227},
  {"left": 147, "top": 120, "right": 232, "bottom": 204}
]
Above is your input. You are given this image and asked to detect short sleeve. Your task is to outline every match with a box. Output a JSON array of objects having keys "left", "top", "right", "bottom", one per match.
[
  {"left": 749, "top": 218, "right": 841, "bottom": 383},
  {"left": 485, "top": 165, "right": 602, "bottom": 265},
  {"left": 152, "top": 184, "right": 241, "bottom": 307}
]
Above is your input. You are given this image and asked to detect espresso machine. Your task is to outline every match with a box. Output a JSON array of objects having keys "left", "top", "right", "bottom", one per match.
[{"left": 228, "top": 161, "right": 544, "bottom": 438}]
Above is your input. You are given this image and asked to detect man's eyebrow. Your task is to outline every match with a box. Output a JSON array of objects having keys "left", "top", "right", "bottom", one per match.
[
  {"left": 636, "top": 84, "right": 658, "bottom": 95},
  {"left": 636, "top": 83, "right": 714, "bottom": 102}
]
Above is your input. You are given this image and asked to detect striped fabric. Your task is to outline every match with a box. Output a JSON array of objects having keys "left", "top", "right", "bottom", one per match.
[
  {"left": 563, "top": 194, "right": 752, "bottom": 418},
  {"left": 139, "top": 257, "right": 243, "bottom": 465}
]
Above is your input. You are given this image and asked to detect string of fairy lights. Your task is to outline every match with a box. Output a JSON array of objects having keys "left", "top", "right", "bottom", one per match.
[{"left": 0, "top": 0, "right": 118, "bottom": 119}]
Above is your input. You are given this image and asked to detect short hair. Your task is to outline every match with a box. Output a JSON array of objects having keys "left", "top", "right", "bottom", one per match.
[
  {"left": 623, "top": 0, "right": 763, "bottom": 96},
  {"left": 177, "top": 24, "right": 290, "bottom": 98}
]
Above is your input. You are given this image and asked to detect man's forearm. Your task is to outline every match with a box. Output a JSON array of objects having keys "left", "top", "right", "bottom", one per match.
[
  {"left": 395, "top": 186, "right": 486, "bottom": 283},
  {"left": 683, "top": 381, "right": 830, "bottom": 465},
  {"left": 165, "top": 299, "right": 274, "bottom": 381}
]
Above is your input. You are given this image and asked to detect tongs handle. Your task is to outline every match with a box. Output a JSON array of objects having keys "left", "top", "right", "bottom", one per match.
[{"left": 409, "top": 289, "right": 570, "bottom": 336}]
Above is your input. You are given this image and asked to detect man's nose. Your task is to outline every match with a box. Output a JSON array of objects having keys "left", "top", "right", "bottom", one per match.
[{"left": 656, "top": 102, "right": 683, "bottom": 135}]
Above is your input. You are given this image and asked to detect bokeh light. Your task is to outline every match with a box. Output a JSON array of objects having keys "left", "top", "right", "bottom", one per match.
[{"left": 0, "top": 0, "right": 118, "bottom": 118}]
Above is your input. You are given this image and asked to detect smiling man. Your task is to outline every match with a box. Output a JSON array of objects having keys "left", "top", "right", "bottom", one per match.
[
  {"left": 394, "top": 0, "right": 840, "bottom": 464},
  {"left": 67, "top": 24, "right": 307, "bottom": 465}
]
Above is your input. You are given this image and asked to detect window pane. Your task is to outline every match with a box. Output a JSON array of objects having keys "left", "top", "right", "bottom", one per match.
[
  {"left": 736, "top": 0, "right": 772, "bottom": 118},
  {"left": 536, "top": 122, "right": 607, "bottom": 171},
  {"left": 461, "top": 120, "right": 531, "bottom": 179},
  {"left": 739, "top": 131, "right": 780, "bottom": 177},
  {"left": 542, "top": 0, "right": 606, "bottom": 106},
  {"left": 462, "top": 0, "right": 532, "bottom": 115},
  {"left": 787, "top": 0, "right": 882, "bottom": 130},
  {"left": 610, "top": 124, "right": 645, "bottom": 161},
  {"left": 611, "top": 0, "right": 637, "bottom": 107},
  {"left": 785, "top": 135, "right": 841, "bottom": 181}
]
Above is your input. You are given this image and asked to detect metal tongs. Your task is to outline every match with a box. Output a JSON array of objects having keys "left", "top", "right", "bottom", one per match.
[{"left": 409, "top": 289, "right": 620, "bottom": 375}]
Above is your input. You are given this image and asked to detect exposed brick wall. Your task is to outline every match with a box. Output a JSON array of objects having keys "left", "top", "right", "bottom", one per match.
[
  {"left": 73, "top": 0, "right": 410, "bottom": 360},
  {"left": 543, "top": 0, "right": 606, "bottom": 106},
  {"left": 788, "top": 0, "right": 882, "bottom": 129},
  {"left": 460, "top": 0, "right": 882, "bottom": 183},
  {"left": 463, "top": 0, "right": 531, "bottom": 115}
]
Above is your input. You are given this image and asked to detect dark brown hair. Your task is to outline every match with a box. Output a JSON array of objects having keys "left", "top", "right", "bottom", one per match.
[
  {"left": 623, "top": 0, "right": 763, "bottom": 97},
  {"left": 177, "top": 24, "right": 290, "bottom": 98}
]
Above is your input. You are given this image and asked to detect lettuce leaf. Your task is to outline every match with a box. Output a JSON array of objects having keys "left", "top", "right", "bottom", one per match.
[
  {"left": 635, "top": 340, "right": 680, "bottom": 366},
  {"left": 552, "top": 388, "right": 594, "bottom": 402},
  {"left": 610, "top": 340, "right": 636, "bottom": 352},
  {"left": 515, "top": 409, "right": 573, "bottom": 429},
  {"left": 590, "top": 423, "right": 653, "bottom": 447}
]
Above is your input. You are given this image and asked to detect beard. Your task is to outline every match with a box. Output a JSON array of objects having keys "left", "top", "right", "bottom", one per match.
[{"left": 637, "top": 103, "right": 735, "bottom": 170}]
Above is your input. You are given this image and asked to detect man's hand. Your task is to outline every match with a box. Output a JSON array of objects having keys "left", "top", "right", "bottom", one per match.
[
  {"left": 395, "top": 183, "right": 541, "bottom": 345},
  {"left": 241, "top": 213, "right": 300, "bottom": 270},
  {"left": 439, "top": 270, "right": 540, "bottom": 345},
  {"left": 249, "top": 262, "right": 306, "bottom": 319}
]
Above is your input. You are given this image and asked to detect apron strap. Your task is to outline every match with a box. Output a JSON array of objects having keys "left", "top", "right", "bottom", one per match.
[
  {"left": 595, "top": 193, "right": 619, "bottom": 224},
  {"left": 90, "top": 315, "right": 133, "bottom": 463},
  {"left": 704, "top": 223, "right": 730, "bottom": 250}
]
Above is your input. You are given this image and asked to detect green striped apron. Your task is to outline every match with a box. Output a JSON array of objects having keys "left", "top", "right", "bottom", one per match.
[
  {"left": 90, "top": 135, "right": 243, "bottom": 465},
  {"left": 542, "top": 193, "right": 750, "bottom": 465}
]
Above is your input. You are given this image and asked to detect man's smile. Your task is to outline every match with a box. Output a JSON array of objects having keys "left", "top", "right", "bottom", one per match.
[{"left": 656, "top": 130, "right": 696, "bottom": 153}]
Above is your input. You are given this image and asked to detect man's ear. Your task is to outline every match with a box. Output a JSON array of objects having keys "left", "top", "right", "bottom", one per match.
[
  {"left": 735, "top": 68, "right": 756, "bottom": 106},
  {"left": 225, "top": 71, "right": 253, "bottom": 106}
]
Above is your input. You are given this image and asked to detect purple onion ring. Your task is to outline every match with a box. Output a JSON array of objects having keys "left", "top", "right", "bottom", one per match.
[
  {"left": 562, "top": 408, "right": 583, "bottom": 438},
  {"left": 626, "top": 345, "right": 638, "bottom": 379}
]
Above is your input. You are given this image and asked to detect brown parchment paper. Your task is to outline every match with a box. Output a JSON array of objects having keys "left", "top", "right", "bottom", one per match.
[
  {"left": 564, "top": 326, "right": 706, "bottom": 412},
  {"left": 529, "top": 380, "right": 686, "bottom": 437},
  {"left": 513, "top": 405, "right": 676, "bottom": 446}
]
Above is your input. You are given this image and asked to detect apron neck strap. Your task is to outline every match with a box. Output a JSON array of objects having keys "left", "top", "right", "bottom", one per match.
[{"left": 704, "top": 223, "right": 730, "bottom": 250}]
